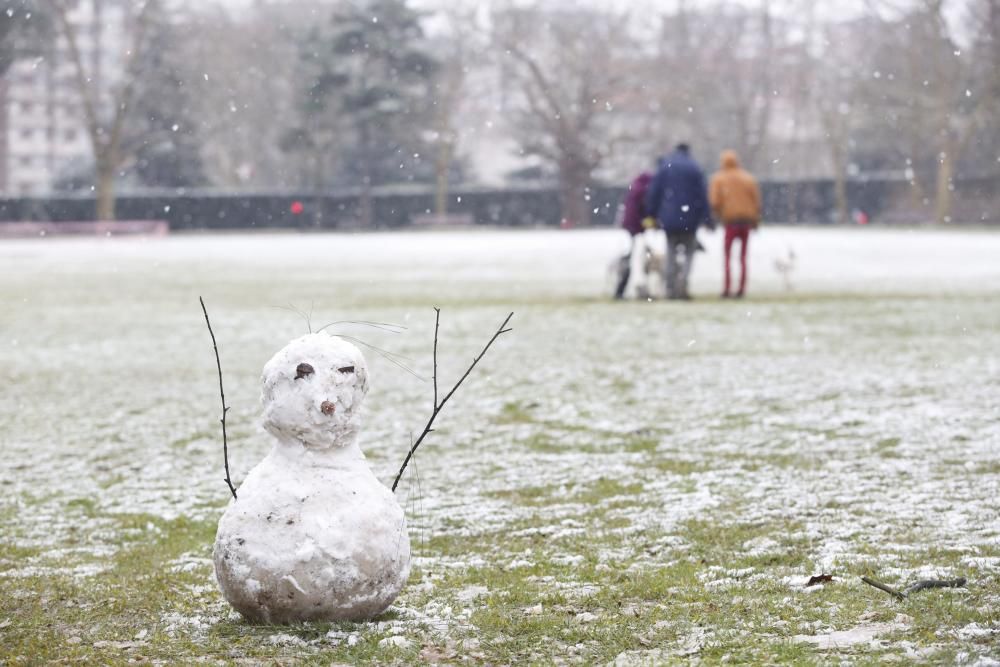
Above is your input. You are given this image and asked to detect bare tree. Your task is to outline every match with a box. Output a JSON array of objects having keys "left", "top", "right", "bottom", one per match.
[
  {"left": 426, "top": 7, "right": 481, "bottom": 218},
  {"left": 644, "top": 1, "right": 779, "bottom": 176},
  {"left": 43, "top": 0, "right": 157, "bottom": 221},
  {"left": 492, "top": 4, "right": 636, "bottom": 226},
  {"left": 809, "top": 16, "right": 879, "bottom": 224},
  {"left": 856, "top": 0, "right": 996, "bottom": 222},
  {"left": 190, "top": 2, "right": 325, "bottom": 191}
]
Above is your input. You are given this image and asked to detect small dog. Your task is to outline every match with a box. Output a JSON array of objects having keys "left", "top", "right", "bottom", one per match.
[
  {"left": 634, "top": 243, "right": 666, "bottom": 299},
  {"left": 610, "top": 232, "right": 672, "bottom": 299},
  {"left": 774, "top": 247, "right": 796, "bottom": 291}
]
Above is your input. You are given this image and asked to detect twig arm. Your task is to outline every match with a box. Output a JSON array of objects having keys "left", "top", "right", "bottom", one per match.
[
  {"left": 391, "top": 310, "right": 513, "bottom": 492},
  {"left": 391, "top": 417, "right": 435, "bottom": 493},
  {"left": 432, "top": 307, "right": 440, "bottom": 409},
  {"left": 200, "top": 297, "right": 238, "bottom": 500},
  {"left": 436, "top": 312, "right": 514, "bottom": 410}
]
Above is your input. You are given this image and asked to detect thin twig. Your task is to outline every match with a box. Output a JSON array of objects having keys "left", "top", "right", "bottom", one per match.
[
  {"left": 391, "top": 309, "right": 513, "bottom": 492},
  {"left": 432, "top": 307, "right": 440, "bottom": 410},
  {"left": 200, "top": 297, "right": 237, "bottom": 500},
  {"left": 861, "top": 575, "right": 966, "bottom": 600},
  {"left": 336, "top": 334, "right": 423, "bottom": 379},
  {"left": 903, "top": 577, "right": 966, "bottom": 595},
  {"left": 315, "top": 320, "right": 408, "bottom": 334},
  {"left": 273, "top": 303, "right": 314, "bottom": 332},
  {"left": 861, "top": 576, "right": 905, "bottom": 600}
]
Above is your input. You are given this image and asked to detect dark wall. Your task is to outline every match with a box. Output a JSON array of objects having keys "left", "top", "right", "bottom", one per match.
[
  {"left": 0, "top": 178, "right": 996, "bottom": 228},
  {"left": 0, "top": 186, "right": 623, "bottom": 229}
]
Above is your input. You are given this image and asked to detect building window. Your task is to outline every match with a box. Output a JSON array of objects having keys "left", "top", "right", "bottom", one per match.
[
  {"left": 19, "top": 156, "right": 32, "bottom": 166},
  {"left": 65, "top": 129, "right": 77, "bottom": 141},
  {"left": 20, "top": 129, "right": 32, "bottom": 139},
  {"left": 20, "top": 102, "right": 34, "bottom": 114}
]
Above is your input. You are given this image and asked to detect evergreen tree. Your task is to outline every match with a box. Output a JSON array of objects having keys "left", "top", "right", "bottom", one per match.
[
  {"left": 298, "top": 0, "right": 439, "bottom": 226},
  {"left": 128, "top": 7, "right": 207, "bottom": 188}
]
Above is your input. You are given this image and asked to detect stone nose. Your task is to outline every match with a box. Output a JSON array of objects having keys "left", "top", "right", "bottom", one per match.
[{"left": 320, "top": 400, "right": 336, "bottom": 415}]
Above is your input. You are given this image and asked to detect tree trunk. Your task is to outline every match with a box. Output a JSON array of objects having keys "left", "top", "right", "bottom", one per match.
[
  {"left": 434, "top": 139, "right": 452, "bottom": 218},
  {"left": 787, "top": 181, "right": 799, "bottom": 224},
  {"left": 828, "top": 139, "right": 849, "bottom": 224},
  {"left": 95, "top": 158, "right": 116, "bottom": 221},
  {"left": 359, "top": 180, "right": 373, "bottom": 227},
  {"left": 311, "top": 147, "right": 325, "bottom": 228},
  {"left": 833, "top": 167, "right": 848, "bottom": 225},
  {"left": 934, "top": 147, "right": 953, "bottom": 224},
  {"left": 358, "top": 123, "right": 374, "bottom": 227},
  {"left": 558, "top": 164, "right": 591, "bottom": 227}
]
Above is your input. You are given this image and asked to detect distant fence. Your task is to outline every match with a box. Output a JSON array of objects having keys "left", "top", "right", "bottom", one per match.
[
  {"left": 0, "top": 177, "right": 996, "bottom": 230},
  {"left": 0, "top": 219, "right": 169, "bottom": 237}
]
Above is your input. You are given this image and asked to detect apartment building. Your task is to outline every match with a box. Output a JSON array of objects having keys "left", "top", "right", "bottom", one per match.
[{"left": 0, "top": 0, "right": 126, "bottom": 195}]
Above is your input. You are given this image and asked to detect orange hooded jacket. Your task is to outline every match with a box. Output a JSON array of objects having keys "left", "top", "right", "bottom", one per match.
[{"left": 709, "top": 150, "right": 761, "bottom": 226}]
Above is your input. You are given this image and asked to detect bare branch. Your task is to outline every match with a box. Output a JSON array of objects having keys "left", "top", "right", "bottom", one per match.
[
  {"left": 107, "top": 1, "right": 159, "bottom": 167},
  {"left": 391, "top": 309, "right": 513, "bottom": 493},
  {"left": 200, "top": 297, "right": 237, "bottom": 500},
  {"left": 502, "top": 42, "right": 567, "bottom": 130},
  {"left": 44, "top": 0, "right": 102, "bottom": 151},
  {"left": 861, "top": 575, "right": 966, "bottom": 600},
  {"left": 432, "top": 307, "right": 440, "bottom": 409}
]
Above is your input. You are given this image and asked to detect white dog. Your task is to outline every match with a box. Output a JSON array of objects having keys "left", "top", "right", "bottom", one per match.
[
  {"left": 610, "top": 230, "right": 667, "bottom": 300},
  {"left": 635, "top": 243, "right": 666, "bottom": 299}
]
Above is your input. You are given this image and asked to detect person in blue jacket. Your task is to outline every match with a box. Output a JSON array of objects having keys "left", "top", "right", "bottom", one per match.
[{"left": 644, "top": 143, "right": 714, "bottom": 300}]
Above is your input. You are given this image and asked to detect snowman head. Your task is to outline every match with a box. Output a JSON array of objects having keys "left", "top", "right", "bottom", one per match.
[{"left": 261, "top": 333, "right": 370, "bottom": 449}]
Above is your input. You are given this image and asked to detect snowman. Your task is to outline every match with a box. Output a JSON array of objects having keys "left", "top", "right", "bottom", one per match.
[{"left": 213, "top": 332, "right": 410, "bottom": 623}]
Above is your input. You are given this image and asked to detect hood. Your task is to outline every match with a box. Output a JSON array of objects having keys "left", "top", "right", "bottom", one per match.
[{"left": 720, "top": 150, "right": 741, "bottom": 169}]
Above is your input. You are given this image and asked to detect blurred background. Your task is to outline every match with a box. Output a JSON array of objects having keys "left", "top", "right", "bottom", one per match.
[{"left": 1, "top": 0, "right": 998, "bottom": 229}]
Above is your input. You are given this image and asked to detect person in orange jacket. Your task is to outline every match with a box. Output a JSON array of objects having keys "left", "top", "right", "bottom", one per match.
[{"left": 709, "top": 150, "right": 761, "bottom": 298}]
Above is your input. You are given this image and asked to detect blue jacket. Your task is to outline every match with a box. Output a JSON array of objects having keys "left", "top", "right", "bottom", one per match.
[{"left": 644, "top": 149, "right": 711, "bottom": 233}]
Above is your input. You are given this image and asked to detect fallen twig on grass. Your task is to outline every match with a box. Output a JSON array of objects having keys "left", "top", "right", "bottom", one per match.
[
  {"left": 861, "top": 575, "right": 966, "bottom": 600},
  {"left": 391, "top": 308, "right": 513, "bottom": 493},
  {"left": 860, "top": 576, "right": 905, "bottom": 600},
  {"left": 199, "top": 297, "right": 238, "bottom": 500},
  {"left": 902, "top": 577, "right": 967, "bottom": 595}
]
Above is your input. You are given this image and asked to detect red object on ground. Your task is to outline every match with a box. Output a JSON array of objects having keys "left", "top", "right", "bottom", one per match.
[
  {"left": 290, "top": 201, "right": 304, "bottom": 215},
  {"left": 560, "top": 218, "right": 575, "bottom": 229},
  {"left": 856, "top": 210, "right": 869, "bottom": 225},
  {"left": 723, "top": 222, "right": 751, "bottom": 296}
]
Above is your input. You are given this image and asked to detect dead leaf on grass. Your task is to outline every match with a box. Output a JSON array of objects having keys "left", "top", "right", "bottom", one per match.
[{"left": 805, "top": 574, "right": 834, "bottom": 587}]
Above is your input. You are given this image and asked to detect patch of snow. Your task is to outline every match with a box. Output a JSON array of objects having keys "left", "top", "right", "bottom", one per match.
[
  {"left": 378, "top": 635, "right": 411, "bottom": 649},
  {"left": 794, "top": 622, "right": 903, "bottom": 649},
  {"left": 956, "top": 623, "right": 999, "bottom": 640},
  {"left": 456, "top": 585, "right": 489, "bottom": 602}
]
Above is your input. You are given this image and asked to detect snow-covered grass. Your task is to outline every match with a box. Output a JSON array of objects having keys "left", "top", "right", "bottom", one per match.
[{"left": 1, "top": 226, "right": 999, "bottom": 664}]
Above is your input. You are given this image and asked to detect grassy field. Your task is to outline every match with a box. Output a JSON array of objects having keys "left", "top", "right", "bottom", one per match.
[{"left": 1, "top": 227, "right": 998, "bottom": 664}]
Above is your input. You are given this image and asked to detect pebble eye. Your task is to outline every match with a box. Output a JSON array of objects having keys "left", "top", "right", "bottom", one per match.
[
  {"left": 337, "top": 365, "right": 355, "bottom": 374},
  {"left": 295, "top": 363, "right": 315, "bottom": 380}
]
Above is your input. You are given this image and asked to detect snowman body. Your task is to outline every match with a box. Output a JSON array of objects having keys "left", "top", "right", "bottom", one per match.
[{"left": 213, "top": 333, "right": 410, "bottom": 623}]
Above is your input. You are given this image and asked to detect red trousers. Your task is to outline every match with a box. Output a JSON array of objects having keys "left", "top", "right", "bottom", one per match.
[{"left": 723, "top": 223, "right": 751, "bottom": 295}]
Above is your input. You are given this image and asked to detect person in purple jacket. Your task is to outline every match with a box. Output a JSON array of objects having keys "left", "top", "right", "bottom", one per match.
[
  {"left": 645, "top": 143, "right": 715, "bottom": 300},
  {"left": 614, "top": 171, "right": 654, "bottom": 299}
]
